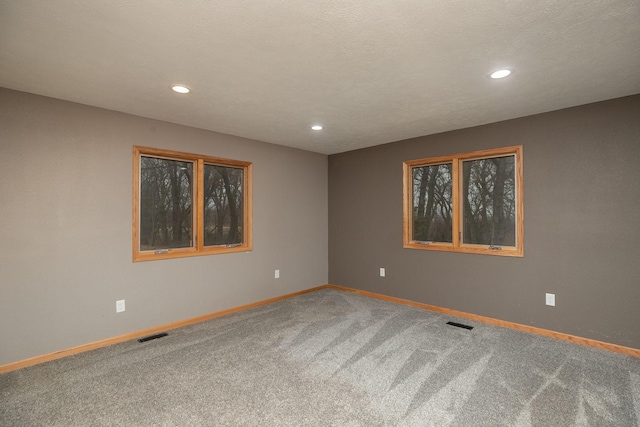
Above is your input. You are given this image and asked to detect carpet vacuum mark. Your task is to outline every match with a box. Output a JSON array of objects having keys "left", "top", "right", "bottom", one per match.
[{"left": 1, "top": 289, "right": 639, "bottom": 426}]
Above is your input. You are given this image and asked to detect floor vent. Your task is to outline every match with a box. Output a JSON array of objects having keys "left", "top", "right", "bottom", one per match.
[
  {"left": 447, "top": 321, "right": 474, "bottom": 330},
  {"left": 138, "top": 332, "right": 168, "bottom": 343}
]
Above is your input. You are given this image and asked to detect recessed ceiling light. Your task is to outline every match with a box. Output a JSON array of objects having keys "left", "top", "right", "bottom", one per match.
[
  {"left": 171, "top": 85, "right": 190, "bottom": 94},
  {"left": 490, "top": 69, "right": 512, "bottom": 79},
  {"left": 311, "top": 125, "right": 323, "bottom": 131}
]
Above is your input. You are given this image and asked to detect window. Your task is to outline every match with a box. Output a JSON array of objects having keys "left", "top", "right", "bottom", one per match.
[
  {"left": 403, "top": 146, "right": 523, "bottom": 257},
  {"left": 133, "top": 146, "right": 252, "bottom": 261}
]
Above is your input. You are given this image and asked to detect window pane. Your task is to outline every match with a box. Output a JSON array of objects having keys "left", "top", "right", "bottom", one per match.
[
  {"left": 203, "top": 164, "right": 244, "bottom": 246},
  {"left": 139, "top": 156, "right": 193, "bottom": 251},
  {"left": 412, "top": 163, "right": 453, "bottom": 243},
  {"left": 462, "top": 155, "right": 516, "bottom": 246}
]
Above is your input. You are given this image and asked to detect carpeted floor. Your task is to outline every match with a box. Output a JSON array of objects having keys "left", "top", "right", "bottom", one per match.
[{"left": 1, "top": 288, "right": 639, "bottom": 426}]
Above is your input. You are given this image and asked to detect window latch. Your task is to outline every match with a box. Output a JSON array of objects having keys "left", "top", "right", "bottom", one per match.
[
  {"left": 488, "top": 245, "right": 502, "bottom": 251},
  {"left": 226, "top": 243, "right": 240, "bottom": 248},
  {"left": 415, "top": 240, "right": 432, "bottom": 245},
  {"left": 154, "top": 249, "right": 169, "bottom": 254}
]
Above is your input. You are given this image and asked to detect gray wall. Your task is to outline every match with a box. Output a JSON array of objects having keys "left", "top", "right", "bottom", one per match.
[
  {"left": 329, "top": 94, "right": 640, "bottom": 349},
  {"left": 2, "top": 87, "right": 638, "bottom": 367},
  {"left": 0, "top": 88, "right": 328, "bottom": 365}
]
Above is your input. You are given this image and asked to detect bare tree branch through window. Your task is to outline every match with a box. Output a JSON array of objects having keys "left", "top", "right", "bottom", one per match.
[{"left": 403, "top": 146, "right": 523, "bottom": 257}]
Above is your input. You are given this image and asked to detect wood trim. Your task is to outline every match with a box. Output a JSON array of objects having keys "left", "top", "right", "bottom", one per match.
[
  {"left": 403, "top": 145, "right": 524, "bottom": 257},
  {"left": 323, "top": 284, "right": 640, "bottom": 358},
  {"left": 403, "top": 158, "right": 457, "bottom": 251},
  {"left": 132, "top": 145, "right": 253, "bottom": 262},
  {"left": 515, "top": 146, "right": 525, "bottom": 254},
  {"left": 457, "top": 145, "right": 524, "bottom": 257},
  {"left": 132, "top": 145, "right": 141, "bottom": 262},
  {"left": 4, "top": 284, "right": 636, "bottom": 373},
  {"left": 133, "top": 145, "right": 251, "bottom": 168},
  {"left": 243, "top": 162, "right": 253, "bottom": 251},
  {"left": 402, "top": 161, "right": 410, "bottom": 247},
  {"left": 196, "top": 158, "right": 204, "bottom": 250},
  {"left": 0, "top": 286, "right": 328, "bottom": 374},
  {"left": 451, "top": 158, "right": 460, "bottom": 247}
]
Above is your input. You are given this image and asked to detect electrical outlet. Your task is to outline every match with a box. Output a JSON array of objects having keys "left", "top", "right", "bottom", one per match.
[
  {"left": 380, "top": 267, "right": 386, "bottom": 277},
  {"left": 545, "top": 293, "right": 555, "bottom": 307},
  {"left": 275, "top": 269, "right": 280, "bottom": 279},
  {"left": 116, "top": 299, "right": 125, "bottom": 313}
]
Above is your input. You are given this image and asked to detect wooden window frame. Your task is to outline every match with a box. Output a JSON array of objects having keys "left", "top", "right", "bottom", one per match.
[
  {"left": 403, "top": 145, "right": 523, "bottom": 257},
  {"left": 133, "top": 146, "right": 252, "bottom": 262}
]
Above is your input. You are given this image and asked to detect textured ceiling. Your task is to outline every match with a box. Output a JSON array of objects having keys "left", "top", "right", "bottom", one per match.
[{"left": 1, "top": 1, "right": 639, "bottom": 154}]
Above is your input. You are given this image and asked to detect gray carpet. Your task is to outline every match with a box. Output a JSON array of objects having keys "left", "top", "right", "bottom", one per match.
[{"left": 1, "top": 289, "right": 639, "bottom": 426}]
